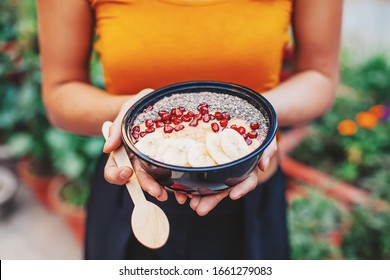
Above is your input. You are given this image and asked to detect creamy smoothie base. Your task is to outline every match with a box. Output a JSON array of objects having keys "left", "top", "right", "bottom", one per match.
[{"left": 130, "top": 92, "right": 269, "bottom": 167}]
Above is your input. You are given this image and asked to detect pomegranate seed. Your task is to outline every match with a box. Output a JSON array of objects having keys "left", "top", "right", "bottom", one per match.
[
  {"left": 140, "top": 131, "right": 147, "bottom": 138},
  {"left": 158, "top": 110, "right": 169, "bottom": 117},
  {"left": 172, "top": 118, "right": 182, "bottom": 125},
  {"left": 164, "top": 125, "right": 174, "bottom": 133},
  {"left": 247, "top": 131, "right": 258, "bottom": 139},
  {"left": 131, "top": 131, "right": 139, "bottom": 139},
  {"left": 230, "top": 124, "right": 238, "bottom": 130},
  {"left": 132, "top": 126, "right": 140, "bottom": 132},
  {"left": 179, "top": 106, "right": 186, "bottom": 112},
  {"left": 154, "top": 117, "right": 162, "bottom": 122},
  {"left": 174, "top": 125, "right": 185, "bottom": 131},
  {"left": 250, "top": 122, "right": 260, "bottom": 130},
  {"left": 245, "top": 138, "right": 253, "bottom": 145},
  {"left": 203, "top": 114, "right": 210, "bottom": 123},
  {"left": 146, "top": 105, "right": 153, "bottom": 112},
  {"left": 162, "top": 113, "right": 171, "bottom": 121},
  {"left": 155, "top": 121, "right": 165, "bottom": 128},
  {"left": 242, "top": 133, "right": 248, "bottom": 140},
  {"left": 181, "top": 115, "right": 191, "bottom": 122},
  {"left": 220, "top": 119, "right": 228, "bottom": 128},
  {"left": 194, "top": 113, "right": 202, "bottom": 120},
  {"left": 237, "top": 126, "right": 246, "bottom": 135},
  {"left": 187, "top": 111, "right": 194, "bottom": 117},
  {"left": 211, "top": 122, "right": 220, "bottom": 132},
  {"left": 215, "top": 112, "right": 223, "bottom": 120},
  {"left": 145, "top": 127, "right": 155, "bottom": 133},
  {"left": 189, "top": 119, "right": 199, "bottom": 127},
  {"left": 200, "top": 107, "right": 209, "bottom": 115},
  {"left": 209, "top": 115, "right": 215, "bottom": 120},
  {"left": 175, "top": 108, "right": 183, "bottom": 117},
  {"left": 170, "top": 108, "right": 176, "bottom": 115},
  {"left": 222, "top": 112, "right": 230, "bottom": 120},
  {"left": 145, "top": 119, "right": 154, "bottom": 127},
  {"left": 198, "top": 102, "right": 209, "bottom": 112},
  {"left": 163, "top": 120, "right": 172, "bottom": 124}
]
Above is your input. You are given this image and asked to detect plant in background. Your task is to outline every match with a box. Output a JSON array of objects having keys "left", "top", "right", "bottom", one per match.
[
  {"left": 290, "top": 55, "right": 390, "bottom": 259},
  {"left": 45, "top": 128, "right": 104, "bottom": 207},
  {"left": 288, "top": 187, "right": 346, "bottom": 260}
]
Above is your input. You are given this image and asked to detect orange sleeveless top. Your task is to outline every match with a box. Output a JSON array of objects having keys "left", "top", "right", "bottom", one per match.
[{"left": 90, "top": 0, "right": 292, "bottom": 95}]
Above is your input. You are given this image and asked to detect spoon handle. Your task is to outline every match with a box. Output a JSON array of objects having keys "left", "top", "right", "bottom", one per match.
[{"left": 102, "top": 121, "right": 146, "bottom": 206}]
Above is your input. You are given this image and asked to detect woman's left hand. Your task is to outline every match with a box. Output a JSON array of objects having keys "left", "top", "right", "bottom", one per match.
[{"left": 175, "top": 137, "right": 278, "bottom": 216}]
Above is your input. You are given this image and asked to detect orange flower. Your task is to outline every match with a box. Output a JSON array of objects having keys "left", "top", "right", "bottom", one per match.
[
  {"left": 355, "top": 111, "right": 378, "bottom": 129},
  {"left": 369, "top": 105, "right": 385, "bottom": 119},
  {"left": 337, "top": 120, "right": 357, "bottom": 136}
]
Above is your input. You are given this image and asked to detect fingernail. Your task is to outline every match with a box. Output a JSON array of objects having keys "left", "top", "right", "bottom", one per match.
[
  {"left": 103, "top": 136, "right": 112, "bottom": 152},
  {"left": 263, "top": 156, "right": 270, "bottom": 171},
  {"left": 120, "top": 169, "right": 131, "bottom": 179}
]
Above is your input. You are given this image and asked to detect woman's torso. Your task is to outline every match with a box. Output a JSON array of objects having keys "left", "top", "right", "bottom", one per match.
[{"left": 90, "top": 0, "right": 292, "bottom": 95}]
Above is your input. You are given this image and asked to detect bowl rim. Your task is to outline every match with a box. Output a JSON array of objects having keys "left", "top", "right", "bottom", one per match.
[{"left": 121, "top": 80, "right": 278, "bottom": 172}]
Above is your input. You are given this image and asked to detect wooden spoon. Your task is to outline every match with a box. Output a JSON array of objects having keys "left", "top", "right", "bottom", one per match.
[{"left": 102, "top": 121, "right": 169, "bottom": 249}]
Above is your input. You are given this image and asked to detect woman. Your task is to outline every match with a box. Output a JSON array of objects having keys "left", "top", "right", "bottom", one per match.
[{"left": 36, "top": 0, "right": 342, "bottom": 259}]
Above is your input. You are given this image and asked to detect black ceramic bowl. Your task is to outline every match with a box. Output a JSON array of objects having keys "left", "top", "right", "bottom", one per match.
[{"left": 121, "top": 81, "right": 277, "bottom": 195}]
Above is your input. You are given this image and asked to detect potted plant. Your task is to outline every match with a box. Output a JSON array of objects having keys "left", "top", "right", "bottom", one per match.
[{"left": 45, "top": 128, "right": 103, "bottom": 245}]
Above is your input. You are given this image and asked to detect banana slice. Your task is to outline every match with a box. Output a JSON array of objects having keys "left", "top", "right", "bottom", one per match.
[
  {"left": 206, "top": 132, "right": 231, "bottom": 164},
  {"left": 134, "top": 132, "right": 164, "bottom": 158},
  {"left": 163, "top": 138, "right": 197, "bottom": 166},
  {"left": 154, "top": 138, "right": 175, "bottom": 162},
  {"left": 220, "top": 128, "right": 250, "bottom": 161},
  {"left": 188, "top": 142, "right": 217, "bottom": 167}
]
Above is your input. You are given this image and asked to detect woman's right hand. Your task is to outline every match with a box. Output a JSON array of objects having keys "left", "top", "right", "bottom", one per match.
[{"left": 103, "top": 88, "right": 169, "bottom": 202}]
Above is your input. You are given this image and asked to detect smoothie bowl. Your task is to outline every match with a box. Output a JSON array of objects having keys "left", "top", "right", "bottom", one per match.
[{"left": 121, "top": 81, "right": 277, "bottom": 195}]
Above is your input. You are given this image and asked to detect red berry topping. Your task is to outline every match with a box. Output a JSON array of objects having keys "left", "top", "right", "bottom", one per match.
[
  {"left": 215, "top": 112, "right": 223, "bottom": 120},
  {"left": 247, "top": 130, "right": 258, "bottom": 139},
  {"left": 230, "top": 124, "right": 237, "bottom": 130},
  {"left": 203, "top": 114, "right": 210, "bottom": 123},
  {"left": 162, "top": 113, "right": 171, "bottom": 121},
  {"left": 222, "top": 112, "right": 230, "bottom": 120},
  {"left": 145, "top": 127, "right": 155, "bottom": 133},
  {"left": 131, "top": 131, "right": 139, "bottom": 139},
  {"left": 250, "top": 122, "right": 260, "bottom": 130},
  {"left": 145, "top": 119, "right": 154, "bottom": 127},
  {"left": 209, "top": 115, "right": 215, "bottom": 120},
  {"left": 181, "top": 115, "right": 191, "bottom": 122},
  {"left": 164, "top": 125, "right": 174, "bottom": 133},
  {"left": 163, "top": 120, "right": 172, "bottom": 124},
  {"left": 194, "top": 113, "right": 202, "bottom": 120},
  {"left": 172, "top": 117, "right": 182, "bottom": 125},
  {"left": 175, "top": 108, "right": 183, "bottom": 117},
  {"left": 158, "top": 110, "right": 169, "bottom": 117},
  {"left": 154, "top": 117, "right": 162, "bottom": 122},
  {"left": 139, "top": 131, "right": 147, "bottom": 138},
  {"left": 179, "top": 106, "right": 186, "bottom": 112},
  {"left": 197, "top": 102, "right": 208, "bottom": 111},
  {"left": 220, "top": 119, "right": 228, "bottom": 128},
  {"left": 132, "top": 126, "right": 140, "bottom": 132},
  {"left": 189, "top": 118, "right": 199, "bottom": 127},
  {"left": 245, "top": 138, "right": 253, "bottom": 145},
  {"left": 200, "top": 107, "right": 209, "bottom": 115},
  {"left": 155, "top": 121, "right": 165, "bottom": 128},
  {"left": 174, "top": 125, "right": 185, "bottom": 131},
  {"left": 237, "top": 126, "right": 246, "bottom": 135},
  {"left": 211, "top": 122, "right": 220, "bottom": 133},
  {"left": 187, "top": 111, "right": 194, "bottom": 117}
]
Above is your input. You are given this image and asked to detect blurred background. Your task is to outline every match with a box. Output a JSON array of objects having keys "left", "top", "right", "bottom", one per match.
[{"left": 1, "top": 0, "right": 389, "bottom": 260}]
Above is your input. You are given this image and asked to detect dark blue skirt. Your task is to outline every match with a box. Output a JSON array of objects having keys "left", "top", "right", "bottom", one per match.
[{"left": 84, "top": 154, "right": 290, "bottom": 259}]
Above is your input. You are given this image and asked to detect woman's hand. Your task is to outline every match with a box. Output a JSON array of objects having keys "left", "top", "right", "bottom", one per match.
[
  {"left": 103, "top": 88, "right": 169, "bottom": 202},
  {"left": 175, "top": 137, "right": 278, "bottom": 216}
]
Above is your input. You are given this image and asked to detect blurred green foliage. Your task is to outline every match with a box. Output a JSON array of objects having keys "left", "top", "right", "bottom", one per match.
[
  {"left": 0, "top": 0, "right": 103, "bottom": 206},
  {"left": 290, "top": 56, "right": 390, "bottom": 259}
]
